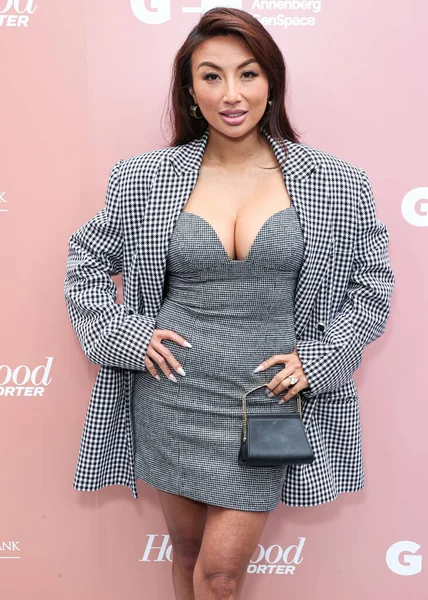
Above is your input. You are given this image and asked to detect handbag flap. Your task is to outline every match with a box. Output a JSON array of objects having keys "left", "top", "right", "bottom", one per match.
[{"left": 246, "top": 415, "right": 314, "bottom": 465}]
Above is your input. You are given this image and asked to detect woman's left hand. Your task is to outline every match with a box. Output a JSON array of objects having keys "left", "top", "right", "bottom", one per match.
[{"left": 253, "top": 349, "right": 310, "bottom": 403}]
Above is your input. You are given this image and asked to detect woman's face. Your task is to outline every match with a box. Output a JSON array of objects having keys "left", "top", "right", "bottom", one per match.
[{"left": 188, "top": 35, "right": 270, "bottom": 138}]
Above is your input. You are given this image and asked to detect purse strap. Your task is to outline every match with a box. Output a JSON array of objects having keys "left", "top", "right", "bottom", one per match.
[
  {"left": 241, "top": 385, "right": 302, "bottom": 441},
  {"left": 241, "top": 335, "right": 302, "bottom": 442}
]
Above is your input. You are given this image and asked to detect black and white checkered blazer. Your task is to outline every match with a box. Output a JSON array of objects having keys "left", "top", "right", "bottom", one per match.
[{"left": 64, "top": 125, "right": 395, "bottom": 504}]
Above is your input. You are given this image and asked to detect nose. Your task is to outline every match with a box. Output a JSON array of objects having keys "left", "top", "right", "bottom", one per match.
[{"left": 222, "top": 78, "right": 243, "bottom": 103}]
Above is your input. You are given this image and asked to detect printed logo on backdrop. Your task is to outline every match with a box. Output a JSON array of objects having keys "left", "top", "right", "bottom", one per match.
[
  {"left": 386, "top": 541, "right": 423, "bottom": 576},
  {"left": 0, "top": 542, "right": 21, "bottom": 558},
  {"left": 140, "top": 534, "right": 306, "bottom": 575},
  {"left": 402, "top": 187, "right": 428, "bottom": 227},
  {"left": 0, "top": 0, "right": 37, "bottom": 27},
  {"left": 130, "top": 0, "right": 242, "bottom": 25},
  {"left": 131, "top": 0, "right": 323, "bottom": 29},
  {"left": 0, "top": 358, "right": 53, "bottom": 397},
  {"left": 0, "top": 192, "right": 7, "bottom": 213},
  {"left": 247, "top": 538, "right": 305, "bottom": 574}
]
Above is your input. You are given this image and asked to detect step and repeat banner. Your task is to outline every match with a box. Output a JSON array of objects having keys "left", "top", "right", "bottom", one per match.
[{"left": 1, "top": 1, "right": 426, "bottom": 598}]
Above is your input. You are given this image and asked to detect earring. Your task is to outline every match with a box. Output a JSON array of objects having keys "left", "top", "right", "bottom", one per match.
[
  {"left": 190, "top": 103, "right": 204, "bottom": 119},
  {"left": 265, "top": 99, "right": 272, "bottom": 114}
]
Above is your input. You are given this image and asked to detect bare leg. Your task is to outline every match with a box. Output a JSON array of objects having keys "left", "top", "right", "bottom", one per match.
[
  {"left": 235, "top": 565, "right": 249, "bottom": 598},
  {"left": 157, "top": 489, "right": 207, "bottom": 600},
  {"left": 193, "top": 504, "right": 271, "bottom": 599}
]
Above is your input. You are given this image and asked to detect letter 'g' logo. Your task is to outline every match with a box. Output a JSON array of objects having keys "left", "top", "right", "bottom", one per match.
[
  {"left": 130, "top": 0, "right": 170, "bottom": 24},
  {"left": 386, "top": 541, "right": 422, "bottom": 576},
  {"left": 402, "top": 187, "right": 428, "bottom": 227}
]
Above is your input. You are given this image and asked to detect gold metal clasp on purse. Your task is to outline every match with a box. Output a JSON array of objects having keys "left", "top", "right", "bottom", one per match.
[{"left": 241, "top": 383, "right": 302, "bottom": 442}]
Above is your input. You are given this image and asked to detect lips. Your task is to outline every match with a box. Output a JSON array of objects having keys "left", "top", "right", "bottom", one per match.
[
  {"left": 220, "top": 111, "right": 247, "bottom": 116},
  {"left": 219, "top": 111, "right": 248, "bottom": 126}
]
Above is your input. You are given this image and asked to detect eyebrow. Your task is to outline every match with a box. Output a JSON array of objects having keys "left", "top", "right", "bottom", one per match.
[{"left": 197, "top": 58, "right": 258, "bottom": 71}]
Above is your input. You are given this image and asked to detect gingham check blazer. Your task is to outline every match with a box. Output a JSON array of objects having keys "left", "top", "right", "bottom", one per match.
[{"left": 64, "top": 125, "right": 395, "bottom": 502}]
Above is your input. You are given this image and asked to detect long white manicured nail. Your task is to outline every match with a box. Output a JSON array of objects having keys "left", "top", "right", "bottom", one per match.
[
  {"left": 253, "top": 364, "right": 265, "bottom": 373},
  {"left": 169, "top": 374, "right": 178, "bottom": 383},
  {"left": 177, "top": 367, "right": 186, "bottom": 376},
  {"left": 155, "top": 374, "right": 160, "bottom": 381},
  {"left": 183, "top": 341, "right": 192, "bottom": 348}
]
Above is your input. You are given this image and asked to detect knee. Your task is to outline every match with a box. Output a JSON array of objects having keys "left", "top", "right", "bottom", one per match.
[
  {"left": 197, "top": 568, "right": 240, "bottom": 598},
  {"left": 171, "top": 537, "right": 202, "bottom": 572}
]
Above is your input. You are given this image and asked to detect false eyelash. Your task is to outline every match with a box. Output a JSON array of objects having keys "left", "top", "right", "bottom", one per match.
[{"left": 202, "top": 70, "right": 259, "bottom": 81}]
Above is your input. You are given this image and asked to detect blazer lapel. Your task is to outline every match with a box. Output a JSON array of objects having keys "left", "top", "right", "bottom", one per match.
[
  {"left": 135, "top": 151, "right": 202, "bottom": 318},
  {"left": 136, "top": 126, "right": 332, "bottom": 337}
]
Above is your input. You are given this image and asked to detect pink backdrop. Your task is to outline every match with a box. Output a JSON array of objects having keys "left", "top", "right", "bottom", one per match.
[{"left": 1, "top": 1, "right": 426, "bottom": 598}]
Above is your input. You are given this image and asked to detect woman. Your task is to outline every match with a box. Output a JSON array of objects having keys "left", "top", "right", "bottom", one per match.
[{"left": 64, "top": 7, "right": 395, "bottom": 599}]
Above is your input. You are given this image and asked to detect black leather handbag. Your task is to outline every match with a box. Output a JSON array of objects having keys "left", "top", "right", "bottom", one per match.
[{"left": 238, "top": 382, "right": 315, "bottom": 467}]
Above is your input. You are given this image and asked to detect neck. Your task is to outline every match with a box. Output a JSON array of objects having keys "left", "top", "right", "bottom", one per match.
[{"left": 202, "top": 126, "right": 274, "bottom": 172}]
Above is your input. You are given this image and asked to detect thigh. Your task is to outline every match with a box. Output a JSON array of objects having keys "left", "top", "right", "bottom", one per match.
[
  {"left": 157, "top": 490, "right": 208, "bottom": 561},
  {"left": 195, "top": 504, "right": 270, "bottom": 578}
]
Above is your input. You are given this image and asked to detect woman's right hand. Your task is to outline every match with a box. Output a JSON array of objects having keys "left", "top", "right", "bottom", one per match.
[{"left": 144, "top": 329, "right": 192, "bottom": 382}]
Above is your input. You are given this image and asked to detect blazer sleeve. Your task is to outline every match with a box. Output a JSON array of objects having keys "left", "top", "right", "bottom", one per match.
[
  {"left": 296, "top": 168, "right": 395, "bottom": 398},
  {"left": 63, "top": 159, "right": 156, "bottom": 370}
]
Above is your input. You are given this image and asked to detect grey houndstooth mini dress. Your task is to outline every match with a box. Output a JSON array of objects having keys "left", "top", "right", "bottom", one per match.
[{"left": 131, "top": 199, "right": 305, "bottom": 512}]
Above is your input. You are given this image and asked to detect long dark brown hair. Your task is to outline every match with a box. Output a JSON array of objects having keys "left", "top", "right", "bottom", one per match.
[{"left": 164, "top": 7, "right": 301, "bottom": 154}]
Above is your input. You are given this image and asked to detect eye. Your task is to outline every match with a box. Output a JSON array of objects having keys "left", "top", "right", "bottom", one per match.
[
  {"left": 202, "top": 70, "right": 259, "bottom": 81},
  {"left": 202, "top": 72, "right": 219, "bottom": 81}
]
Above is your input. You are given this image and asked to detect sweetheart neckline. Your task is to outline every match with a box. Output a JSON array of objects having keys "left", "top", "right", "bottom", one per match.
[{"left": 180, "top": 205, "right": 295, "bottom": 263}]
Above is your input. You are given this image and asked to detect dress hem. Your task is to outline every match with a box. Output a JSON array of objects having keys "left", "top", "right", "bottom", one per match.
[
  {"left": 135, "top": 474, "right": 280, "bottom": 513},
  {"left": 136, "top": 474, "right": 365, "bottom": 510}
]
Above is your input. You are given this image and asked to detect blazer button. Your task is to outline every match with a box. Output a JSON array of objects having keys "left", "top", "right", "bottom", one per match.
[{"left": 317, "top": 322, "right": 325, "bottom": 332}]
